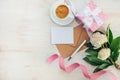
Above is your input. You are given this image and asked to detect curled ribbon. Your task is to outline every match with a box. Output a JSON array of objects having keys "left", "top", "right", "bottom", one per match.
[{"left": 47, "top": 54, "right": 118, "bottom": 80}]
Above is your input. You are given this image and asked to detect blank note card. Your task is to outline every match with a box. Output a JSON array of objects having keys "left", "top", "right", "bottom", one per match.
[{"left": 51, "top": 27, "right": 73, "bottom": 44}]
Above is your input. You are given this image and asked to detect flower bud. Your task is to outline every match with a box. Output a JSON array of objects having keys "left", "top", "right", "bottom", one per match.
[{"left": 98, "top": 48, "right": 111, "bottom": 60}]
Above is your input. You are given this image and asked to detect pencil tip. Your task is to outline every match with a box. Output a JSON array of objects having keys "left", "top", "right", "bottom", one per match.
[{"left": 68, "top": 56, "right": 72, "bottom": 61}]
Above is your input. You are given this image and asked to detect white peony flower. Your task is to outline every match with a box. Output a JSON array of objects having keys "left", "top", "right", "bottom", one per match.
[
  {"left": 90, "top": 32, "right": 108, "bottom": 48},
  {"left": 98, "top": 48, "right": 111, "bottom": 60}
]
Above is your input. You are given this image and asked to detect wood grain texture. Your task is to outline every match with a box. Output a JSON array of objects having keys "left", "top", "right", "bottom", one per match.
[{"left": 0, "top": 0, "right": 120, "bottom": 80}]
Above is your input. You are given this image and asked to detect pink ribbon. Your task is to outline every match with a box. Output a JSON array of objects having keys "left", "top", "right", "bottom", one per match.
[{"left": 47, "top": 54, "right": 118, "bottom": 80}]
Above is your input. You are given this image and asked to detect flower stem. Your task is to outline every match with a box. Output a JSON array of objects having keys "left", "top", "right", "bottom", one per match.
[
  {"left": 108, "top": 57, "right": 117, "bottom": 68},
  {"left": 102, "top": 44, "right": 105, "bottom": 48},
  {"left": 105, "top": 43, "right": 108, "bottom": 48}
]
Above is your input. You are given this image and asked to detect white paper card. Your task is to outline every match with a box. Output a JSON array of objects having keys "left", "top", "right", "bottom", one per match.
[{"left": 51, "top": 27, "right": 73, "bottom": 44}]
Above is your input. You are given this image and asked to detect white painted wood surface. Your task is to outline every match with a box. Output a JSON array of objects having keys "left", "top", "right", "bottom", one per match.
[{"left": 0, "top": 0, "right": 120, "bottom": 80}]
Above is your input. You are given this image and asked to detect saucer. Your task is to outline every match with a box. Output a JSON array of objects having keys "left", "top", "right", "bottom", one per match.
[{"left": 50, "top": 0, "right": 74, "bottom": 26}]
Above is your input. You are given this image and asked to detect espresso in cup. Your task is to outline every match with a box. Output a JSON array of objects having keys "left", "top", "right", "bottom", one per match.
[{"left": 55, "top": 4, "right": 69, "bottom": 19}]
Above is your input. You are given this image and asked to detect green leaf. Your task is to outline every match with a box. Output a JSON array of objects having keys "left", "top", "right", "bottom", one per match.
[
  {"left": 110, "top": 36, "right": 120, "bottom": 51},
  {"left": 111, "top": 47, "right": 120, "bottom": 62},
  {"left": 85, "top": 48, "right": 98, "bottom": 56},
  {"left": 85, "top": 42, "right": 94, "bottom": 48},
  {"left": 84, "top": 57, "right": 98, "bottom": 66},
  {"left": 110, "top": 36, "right": 120, "bottom": 62},
  {"left": 107, "top": 25, "right": 113, "bottom": 44},
  {"left": 94, "top": 63, "right": 111, "bottom": 73},
  {"left": 83, "top": 55, "right": 105, "bottom": 66}
]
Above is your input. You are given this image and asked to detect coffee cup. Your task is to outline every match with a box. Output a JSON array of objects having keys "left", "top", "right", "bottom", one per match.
[{"left": 54, "top": 4, "right": 72, "bottom": 20}]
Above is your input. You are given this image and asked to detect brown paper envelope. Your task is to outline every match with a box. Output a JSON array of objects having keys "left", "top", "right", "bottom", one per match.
[
  {"left": 56, "top": 24, "right": 90, "bottom": 58},
  {"left": 70, "top": 24, "right": 82, "bottom": 47}
]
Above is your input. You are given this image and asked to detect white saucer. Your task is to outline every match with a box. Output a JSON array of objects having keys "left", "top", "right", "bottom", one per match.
[{"left": 50, "top": 0, "right": 74, "bottom": 26}]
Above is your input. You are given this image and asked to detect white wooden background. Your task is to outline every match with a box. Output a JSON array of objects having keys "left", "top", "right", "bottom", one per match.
[{"left": 0, "top": 0, "right": 120, "bottom": 80}]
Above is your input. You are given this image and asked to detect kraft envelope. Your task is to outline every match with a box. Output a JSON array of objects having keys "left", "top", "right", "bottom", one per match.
[{"left": 56, "top": 24, "right": 90, "bottom": 58}]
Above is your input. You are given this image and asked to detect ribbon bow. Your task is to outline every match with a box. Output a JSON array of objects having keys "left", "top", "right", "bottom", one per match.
[{"left": 76, "top": 1, "right": 107, "bottom": 32}]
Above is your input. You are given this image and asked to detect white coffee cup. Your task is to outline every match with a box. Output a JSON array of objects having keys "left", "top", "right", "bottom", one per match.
[
  {"left": 50, "top": 0, "right": 75, "bottom": 25},
  {"left": 54, "top": 3, "right": 72, "bottom": 20}
]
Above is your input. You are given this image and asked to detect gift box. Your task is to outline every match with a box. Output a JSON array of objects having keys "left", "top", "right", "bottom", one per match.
[{"left": 76, "top": 1, "right": 107, "bottom": 32}]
